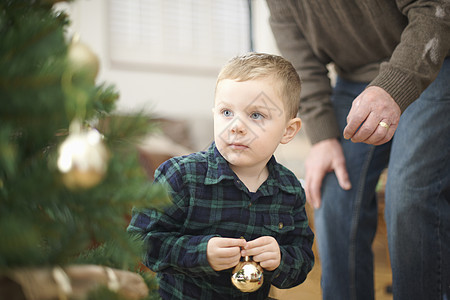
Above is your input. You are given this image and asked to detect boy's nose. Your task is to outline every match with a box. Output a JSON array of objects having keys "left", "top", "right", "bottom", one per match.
[{"left": 230, "top": 118, "right": 247, "bottom": 135}]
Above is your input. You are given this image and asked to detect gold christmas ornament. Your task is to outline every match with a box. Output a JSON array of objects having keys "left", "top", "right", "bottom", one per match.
[
  {"left": 67, "top": 34, "right": 100, "bottom": 82},
  {"left": 231, "top": 256, "right": 264, "bottom": 293},
  {"left": 57, "top": 120, "right": 109, "bottom": 189}
]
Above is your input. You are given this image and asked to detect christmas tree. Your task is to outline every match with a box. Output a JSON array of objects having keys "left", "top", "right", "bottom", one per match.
[{"left": 0, "top": 1, "right": 168, "bottom": 299}]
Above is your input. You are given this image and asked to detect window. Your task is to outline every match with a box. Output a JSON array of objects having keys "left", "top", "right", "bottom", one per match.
[{"left": 108, "top": 0, "right": 252, "bottom": 72}]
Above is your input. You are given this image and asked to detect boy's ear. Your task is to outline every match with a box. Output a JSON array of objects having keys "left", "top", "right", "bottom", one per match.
[{"left": 280, "top": 117, "right": 302, "bottom": 144}]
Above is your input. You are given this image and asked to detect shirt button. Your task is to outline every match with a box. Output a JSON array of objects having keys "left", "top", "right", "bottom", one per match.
[{"left": 278, "top": 222, "right": 284, "bottom": 229}]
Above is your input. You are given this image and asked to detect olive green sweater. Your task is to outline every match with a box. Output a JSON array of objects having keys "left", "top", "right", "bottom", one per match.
[{"left": 267, "top": 0, "right": 450, "bottom": 144}]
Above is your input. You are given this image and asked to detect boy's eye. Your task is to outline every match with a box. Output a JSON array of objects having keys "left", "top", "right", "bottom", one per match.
[
  {"left": 250, "top": 112, "right": 264, "bottom": 120},
  {"left": 222, "top": 109, "right": 233, "bottom": 117}
]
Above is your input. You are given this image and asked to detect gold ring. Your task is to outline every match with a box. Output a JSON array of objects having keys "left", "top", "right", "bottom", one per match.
[{"left": 379, "top": 121, "right": 390, "bottom": 129}]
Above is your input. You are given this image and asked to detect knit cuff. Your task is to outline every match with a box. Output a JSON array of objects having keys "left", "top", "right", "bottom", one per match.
[
  {"left": 368, "top": 64, "right": 420, "bottom": 113},
  {"left": 302, "top": 111, "right": 341, "bottom": 145}
]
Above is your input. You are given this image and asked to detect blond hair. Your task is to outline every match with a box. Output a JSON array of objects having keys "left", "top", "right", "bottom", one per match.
[{"left": 216, "top": 52, "right": 301, "bottom": 119}]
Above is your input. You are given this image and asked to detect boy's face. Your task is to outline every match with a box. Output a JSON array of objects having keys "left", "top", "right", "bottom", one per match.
[{"left": 213, "top": 78, "right": 291, "bottom": 170}]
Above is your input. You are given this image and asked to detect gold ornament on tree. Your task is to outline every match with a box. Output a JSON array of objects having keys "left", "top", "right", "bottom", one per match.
[
  {"left": 67, "top": 33, "right": 99, "bottom": 83},
  {"left": 231, "top": 256, "right": 264, "bottom": 293},
  {"left": 57, "top": 120, "right": 109, "bottom": 190}
]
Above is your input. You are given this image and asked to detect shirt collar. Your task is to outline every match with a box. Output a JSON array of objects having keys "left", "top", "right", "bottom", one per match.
[
  {"left": 204, "top": 142, "right": 236, "bottom": 185},
  {"left": 204, "top": 142, "right": 298, "bottom": 195}
]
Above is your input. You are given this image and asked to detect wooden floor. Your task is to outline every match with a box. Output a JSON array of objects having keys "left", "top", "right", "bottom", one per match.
[{"left": 268, "top": 203, "right": 393, "bottom": 300}]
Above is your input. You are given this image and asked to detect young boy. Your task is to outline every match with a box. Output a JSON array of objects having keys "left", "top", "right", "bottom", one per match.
[{"left": 128, "top": 53, "right": 314, "bottom": 299}]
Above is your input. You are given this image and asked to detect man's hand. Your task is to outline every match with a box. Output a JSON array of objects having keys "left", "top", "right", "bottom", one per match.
[
  {"left": 305, "top": 138, "right": 351, "bottom": 209},
  {"left": 207, "top": 237, "right": 246, "bottom": 271},
  {"left": 343, "top": 86, "right": 401, "bottom": 145},
  {"left": 241, "top": 236, "right": 280, "bottom": 271}
]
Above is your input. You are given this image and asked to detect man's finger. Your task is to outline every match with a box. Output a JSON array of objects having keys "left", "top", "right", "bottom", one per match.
[
  {"left": 344, "top": 98, "right": 369, "bottom": 140},
  {"left": 360, "top": 119, "right": 390, "bottom": 144},
  {"left": 348, "top": 112, "right": 381, "bottom": 143},
  {"left": 334, "top": 161, "right": 351, "bottom": 191},
  {"left": 307, "top": 171, "right": 324, "bottom": 209}
]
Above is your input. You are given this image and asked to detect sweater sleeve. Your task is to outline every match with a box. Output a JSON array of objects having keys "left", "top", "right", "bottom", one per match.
[
  {"left": 266, "top": 0, "right": 340, "bottom": 144},
  {"left": 368, "top": 0, "right": 450, "bottom": 112},
  {"left": 127, "top": 160, "right": 219, "bottom": 277}
]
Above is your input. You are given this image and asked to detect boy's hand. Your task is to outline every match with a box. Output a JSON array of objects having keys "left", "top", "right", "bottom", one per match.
[
  {"left": 207, "top": 237, "right": 247, "bottom": 271},
  {"left": 241, "top": 236, "right": 280, "bottom": 271}
]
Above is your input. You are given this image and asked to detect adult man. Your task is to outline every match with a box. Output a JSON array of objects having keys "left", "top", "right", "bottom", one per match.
[{"left": 266, "top": 1, "right": 450, "bottom": 299}]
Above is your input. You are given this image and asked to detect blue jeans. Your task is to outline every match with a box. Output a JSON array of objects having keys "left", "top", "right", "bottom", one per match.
[{"left": 315, "top": 58, "right": 450, "bottom": 300}]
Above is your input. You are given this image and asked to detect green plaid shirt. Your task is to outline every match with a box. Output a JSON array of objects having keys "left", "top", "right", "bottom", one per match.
[{"left": 128, "top": 143, "right": 314, "bottom": 299}]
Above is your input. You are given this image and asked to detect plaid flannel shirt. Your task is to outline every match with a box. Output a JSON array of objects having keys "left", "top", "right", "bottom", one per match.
[{"left": 128, "top": 143, "right": 314, "bottom": 299}]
